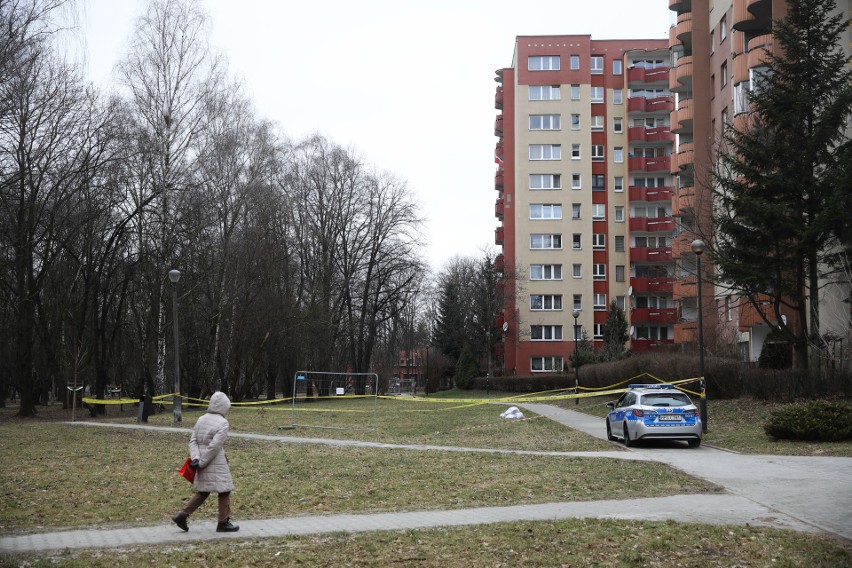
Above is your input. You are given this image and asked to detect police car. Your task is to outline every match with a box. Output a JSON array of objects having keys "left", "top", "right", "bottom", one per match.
[{"left": 605, "top": 384, "right": 702, "bottom": 448}]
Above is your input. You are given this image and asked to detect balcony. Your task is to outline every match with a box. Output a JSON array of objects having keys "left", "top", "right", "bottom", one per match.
[
  {"left": 630, "top": 246, "right": 674, "bottom": 262},
  {"left": 627, "top": 65, "right": 670, "bottom": 85},
  {"left": 495, "top": 198, "right": 504, "bottom": 219},
  {"left": 668, "top": 0, "right": 690, "bottom": 12},
  {"left": 671, "top": 99, "right": 693, "bottom": 134},
  {"left": 672, "top": 186, "right": 696, "bottom": 217},
  {"left": 494, "top": 115, "right": 504, "bottom": 136},
  {"left": 632, "top": 307, "right": 678, "bottom": 324},
  {"left": 631, "top": 277, "right": 675, "bottom": 293},
  {"left": 629, "top": 185, "right": 674, "bottom": 202},
  {"left": 631, "top": 338, "right": 675, "bottom": 353},
  {"left": 495, "top": 86, "right": 503, "bottom": 110},
  {"left": 629, "top": 216, "right": 676, "bottom": 233},
  {"left": 669, "top": 12, "right": 693, "bottom": 47},
  {"left": 629, "top": 155, "right": 672, "bottom": 173},
  {"left": 670, "top": 55, "right": 693, "bottom": 92},
  {"left": 628, "top": 95, "right": 674, "bottom": 113},
  {"left": 495, "top": 169, "right": 504, "bottom": 190},
  {"left": 495, "top": 141, "right": 504, "bottom": 162},
  {"left": 495, "top": 253, "right": 505, "bottom": 273},
  {"left": 733, "top": 0, "right": 771, "bottom": 32},
  {"left": 672, "top": 141, "right": 694, "bottom": 172},
  {"left": 495, "top": 226, "right": 504, "bottom": 245},
  {"left": 628, "top": 126, "right": 675, "bottom": 144},
  {"left": 747, "top": 34, "right": 772, "bottom": 69}
]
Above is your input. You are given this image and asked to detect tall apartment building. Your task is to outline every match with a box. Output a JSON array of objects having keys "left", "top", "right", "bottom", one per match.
[
  {"left": 669, "top": 0, "right": 852, "bottom": 363},
  {"left": 494, "top": 36, "right": 674, "bottom": 376}
]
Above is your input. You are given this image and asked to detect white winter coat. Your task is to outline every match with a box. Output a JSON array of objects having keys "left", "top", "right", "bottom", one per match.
[{"left": 189, "top": 391, "right": 235, "bottom": 493}]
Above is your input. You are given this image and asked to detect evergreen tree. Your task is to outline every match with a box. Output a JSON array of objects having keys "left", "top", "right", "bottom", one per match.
[
  {"left": 569, "top": 329, "right": 599, "bottom": 373},
  {"left": 432, "top": 279, "right": 466, "bottom": 362},
  {"left": 600, "top": 301, "right": 629, "bottom": 361},
  {"left": 453, "top": 342, "right": 480, "bottom": 389},
  {"left": 713, "top": 0, "right": 852, "bottom": 371}
]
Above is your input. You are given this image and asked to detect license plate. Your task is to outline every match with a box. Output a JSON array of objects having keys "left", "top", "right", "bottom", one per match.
[{"left": 658, "top": 414, "right": 682, "bottom": 422}]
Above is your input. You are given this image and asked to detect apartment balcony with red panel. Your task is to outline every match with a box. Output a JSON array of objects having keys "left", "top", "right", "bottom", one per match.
[
  {"left": 629, "top": 185, "right": 674, "bottom": 202},
  {"left": 495, "top": 115, "right": 504, "bottom": 136},
  {"left": 627, "top": 65, "right": 670, "bottom": 85},
  {"left": 629, "top": 155, "right": 672, "bottom": 173},
  {"left": 670, "top": 12, "right": 693, "bottom": 46},
  {"left": 495, "top": 226, "right": 504, "bottom": 245},
  {"left": 495, "top": 198, "right": 504, "bottom": 220},
  {"left": 627, "top": 95, "right": 674, "bottom": 113},
  {"left": 495, "top": 169, "right": 504, "bottom": 190},
  {"left": 495, "top": 86, "right": 504, "bottom": 110},
  {"left": 670, "top": 55, "right": 693, "bottom": 92},
  {"left": 733, "top": 0, "right": 771, "bottom": 32},
  {"left": 628, "top": 126, "right": 675, "bottom": 144},
  {"left": 671, "top": 99, "right": 693, "bottom": 134},
  {"left": 632, "top": 307, "right": 678, "bottom": 324},
  {"left": 668, "top": 0, "right": 689, "bottom": 12},
  {"left": 630, "top": 246, "right": 673, "bottom": 262},
  {"left": 495, "top": 253, "right": 505, "bottom": 273},
  {"left": 631, "top": 338, "right": 675, "bottom": 353},
  {"left": 672, "top": 141, "right": 694, "bottom": 173},
  {"left": 672, "top": 186, "right": 695, "bottom": 217},
  {"left": 747, "top": 34, "right": 773, "bottom": 69},
  {"left": 631, "top": 277, "right": 675, "bottom": 294},
  {"left": 629, "top": 216, "right": 675, "bottom": 233}
]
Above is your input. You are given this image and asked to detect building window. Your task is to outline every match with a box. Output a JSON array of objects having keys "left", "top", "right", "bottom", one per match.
[
  {"left": 530, "top": 294, "right": 563, "bottom": 311},
  {"left": 592, "top": 204, "right": 605, "bottom": 220},
  {"left": 593, "top": 324, "right": 604, "bottom": 339},
  {"left": 592, "top": 233, "right": 605, "bottom": 249},
  {"left": 721, "top": 61, "right": 728, "bottom": 87},
  {"left": 614, "top": 176, "right": 624, "bottom": 192},
  {"left": 572, "top": 173, "right": 581, "bottom": 189},
  {"left": 613, "top": 89, "right": 623, "bottom": 104},
  {"left": 720, "top": 14, "right": 727, "bottom": 41},
  {"left": 616, "top": 296, "right": 626, "bottom": 311},
  {"left": 594, "top": 293, "right": 607, "bottom": 310},
  {"left": 570, "top": 55, "right": 580, "bottom": 70},
  {"left": 593, "top": 265, "right": 606, "bottom": 281},
  {"left": 528, "top": 55, "right": 560, "bottom": 70},
  {"left": 590, "top": 56, "right": 604, "bottom": 74},
  {"left": 531, "top": 356, "right": 563, "bottom": 372},
  {"left": 615, "top": 265, "right": 625, "bottom": 282},
  {"left": 710, "top": 30, "right": 715, "bottom": 53},
  {"left": 531, "top": 325, "right": 563, "bottom": 341},
  {"left": 573, "top": 295, "right": 582, "bottom": 310},
  {"left": 572, "top": 203, "right": 581, "bottom": 219},
  {"left": 615, "top": 206, "right": 625, "bottom": 222},
  {"left": 530, "top": 264, "right": 562, "bottom": 280},
  {"left": 613, "top": 117, "right": 623, "bottom": 133},
  {"left": 590, "top": 115, "right": 604, "bottom": 131},
  {"left": 614, "top": 147, "right": 624, "bottom": 163},
  {"left": 529, "top": 85, "right": 561, "bottom": 100},
  {"left": 529, "top": 144, "right": 561, "bottom": 160},
  {"left": 572, "top": 264, "right": 582, "bottom": 278},
  {"left": 591, "top": 86, "right": 604, "bottom": 103},
  {"left": 592, "top": 174, "right": 605, "bottom": 191},
  {"left": 529, "top": 204, "right": 562, "bottom": 219},
  {"left": 572, "top": 234, "right": 582, "bottom": 249},
  {"left": 592, "top": 145, "right": 605, "bottom": 161},
  {"left": 570, "top": 84, "right": 580, "bottom": 100},
  {"left": 615, "top": 235, "right": 625, "bottom": 251},
  {"left": 571, "top": 144, "right": 581, "bottom": 159},
  {"left": 531, "top": 234, "right": 562, "bottom": 249},
  {"left": 529, "top": 114, "right": 561, "bottom": 130},
  {"left": 613, "top": 59, "right": 623, "bottom": 75},
  {"left": 530, "top": 174, "right": 561, "bottom": 189},
  {"left": 571, "top": 113, "right": 580, "bottom": 130}
]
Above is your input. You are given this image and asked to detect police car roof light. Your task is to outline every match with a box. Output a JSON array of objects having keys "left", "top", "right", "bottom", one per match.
[{"left": 628, "top": 383, "right": 675, "bottom": 390}]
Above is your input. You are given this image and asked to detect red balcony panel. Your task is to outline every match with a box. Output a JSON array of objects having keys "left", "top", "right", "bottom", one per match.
[
  {"left": 672, "top": 12, "right": 693, "bottom": 44},
  {"left": 495, "top": 86, "right": 504, "bottom": 110},
  {"left": 632, "top": 307, "right": 678, "bottom": 324},
  {"left": 733, "top": 0, "right": 771, "bottom": 32},
  {"left": 631, "top": 338, "right": 675, "bottom": 353},
  {"left": 495, "top": 141, "right": 504, "bottom": 161},
  {"left": 495, "top": 253, "right": 505, "bottom": 273},
  {"left": 630, "top": 246, "right": 673, "bottom": 262},
  {"left": 627, "top": 65, "right": 670, "bottom": 84},
  {"left": 495, "top": 226, "right": 504, "bottom": 245},
  {"left": 670, "top": 55, "right": 693, "bottom": 92},
  {"left": 630, "top": 277, "right": 675, "bottom": 293},
  {"left": 629, "top": 186, "right": 674, "bottom": 202},
  {"left": 494, "top": 115, "right": 504, "bottom": 136},
  {"left": 629, "top": 155, "right": 672, "bottom": 172},
  {"left": 629, "top": 217, "right": 675, "bottom": 233},
  {"left": 495, "top": 170, "right": 504, "bottom": 189},
  {"left": 495, "top": 198, "right": 504, "bottom": 219}
]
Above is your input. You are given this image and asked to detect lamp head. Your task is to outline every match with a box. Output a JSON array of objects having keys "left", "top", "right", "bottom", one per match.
[
  {"left": 691, "top": 239, "right": 705, "bottom": 255},
  {"left": 572, "top": 309, "right": 581, "bottom": 319},
  {"left": 168, "top": 269, "right": 181, "bottom": 283}
]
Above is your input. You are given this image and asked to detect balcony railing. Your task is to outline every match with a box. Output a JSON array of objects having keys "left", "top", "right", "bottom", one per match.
[
  {"left": 632, "top": 307, "right": 678, "bottom": 324},
  {"left": 630, "top": 277, "right": 675, "bottom": 293},
  {"left": 495, "top": 253, "right": 505, "bottom": 273},
  {"left": 631, "top": 338, "right": 675, "bottom": 352},
  {"left": 629, "top": 216, "right": 676, "bottom": 233},
  {"left": 733, "top": 0, "right": 771, "bottom": 32},
  {"left": 495, "top": 226, "right": 504, "bottom": 245},
  {"left": 627, "top": 126, "right": 675, "bottom": 143},
  {"left": 628, "top": 155, "right": 672, "bottom": 172},
  {"left": 495, "top": 169, "right": 504, "bottom": 190},
  {"left": 627, "top": 95, "right": 674, "bottom": 113},
  {"left": 629, "top": 185, "right": 674, "bottom": 202},
  {"left": 627, "top": 65, "right": 670, "bottom": 84},
  {"left": 670, "top": 12, "right": 693, "bottom": 46},
  {"left": 494, "top": 115, "right": 504, "bottom": 136},
  {"left": 630, "top": 246, "right": 674, "bottom": 262},
  {"left": 495, "top": 86, "right": 503, "bottom": 110},
  {"left": 495, "top": 198, "right": 504, "bottom": 219},
  {"left": 671, "top": 99, "right": 693, "bottom": 134}
]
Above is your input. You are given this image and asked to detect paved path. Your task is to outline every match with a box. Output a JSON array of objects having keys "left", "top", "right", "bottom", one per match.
[{"left": 1, "top": 405, "right": 850, "bottom": 554}]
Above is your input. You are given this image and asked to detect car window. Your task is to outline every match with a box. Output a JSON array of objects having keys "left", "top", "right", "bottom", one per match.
[
  {"left": 640, "top": 393, "right": 692, "bottom": 407},
  {"left": 617, "top": 393, "right": 634, "bottom": 408}
]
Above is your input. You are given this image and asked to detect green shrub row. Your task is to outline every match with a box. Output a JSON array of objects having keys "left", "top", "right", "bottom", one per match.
[{"left": 764, "top": 400, "right": 852, "bottom": 441}]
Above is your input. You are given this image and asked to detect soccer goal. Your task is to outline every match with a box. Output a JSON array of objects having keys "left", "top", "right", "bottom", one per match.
[{"left": 282, "top": 371, "right": 379, "bottom": 432}]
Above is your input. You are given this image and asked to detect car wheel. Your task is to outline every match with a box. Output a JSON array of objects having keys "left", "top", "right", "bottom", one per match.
[
  {"left": 688, "top": 438, "right": 701, "bottom": 448},
  {"left": 623, "top": 424, "right": 636, "bottom": 447},
  {"left": 606, "top": 419, "right": 617, "bottom": 441}
]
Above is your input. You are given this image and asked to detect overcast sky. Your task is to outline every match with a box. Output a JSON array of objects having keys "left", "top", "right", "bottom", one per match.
[{"left": 77, "top": 0, "right": 672, "bottom": 271}]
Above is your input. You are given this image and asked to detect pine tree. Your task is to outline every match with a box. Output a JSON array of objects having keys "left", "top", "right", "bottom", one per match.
[
  {"left": 600, "top": 301, "right": 629, "bottom": 361},
  {"left": 713, "top": 0, "right": 852, "bottom": 371}
]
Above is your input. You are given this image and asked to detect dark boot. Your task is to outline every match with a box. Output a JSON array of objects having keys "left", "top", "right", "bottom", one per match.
[
  {"left": 171, "top": 514, "right": 189, "bottom": 532},
  {"left": 216, "top": 518, "right": 239, "bottom": 532}
]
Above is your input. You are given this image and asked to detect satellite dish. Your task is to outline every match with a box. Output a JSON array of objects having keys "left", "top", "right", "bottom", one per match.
[
  {"left": 628, "top": 286, "right": 633, "bottom": 297},
  {"left": 502, "top": 322, "right": 509, "bottom": 332},
  {"left": 781, "top": 314, "right": 787, "bottom": 326},
  {"left": 629, "top": 325, "right": 636, "bottom": 338}
]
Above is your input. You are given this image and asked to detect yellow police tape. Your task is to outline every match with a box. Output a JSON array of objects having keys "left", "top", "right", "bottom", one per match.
[{"left": 79, "top": 373, "right": 705, "bottom": 409}]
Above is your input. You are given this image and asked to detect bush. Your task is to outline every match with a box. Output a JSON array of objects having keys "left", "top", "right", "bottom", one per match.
[
  {"left": 471, "top": 374, "right": 574, "bottom": 393},
  {"left": 453, "top": 343, "right": 480, "bottom": 390},
  {"left": 763, "top": 400, "right": 852, "bottom": 442}
]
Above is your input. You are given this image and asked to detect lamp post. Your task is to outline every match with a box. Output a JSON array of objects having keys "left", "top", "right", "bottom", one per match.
[
  {"left": 690, "top": 239, "right": 707, "bottom": 433},
  {"left": 168, "top": 269, "right": 182, "bottom": 423},
  {"left": 572, "top": 309, "right": 580, "bottom": 405}
]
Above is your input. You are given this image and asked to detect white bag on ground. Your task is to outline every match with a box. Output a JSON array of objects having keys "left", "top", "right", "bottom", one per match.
[{"left": 500, "top": 406, "right": 524, "bottom": 419}]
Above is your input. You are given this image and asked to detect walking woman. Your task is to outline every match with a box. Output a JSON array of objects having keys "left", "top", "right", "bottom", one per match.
[{"left": 172, "top": 391, "right": 239, "bottom": 532}]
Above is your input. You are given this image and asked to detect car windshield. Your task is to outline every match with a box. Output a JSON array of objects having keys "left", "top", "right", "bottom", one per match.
[{"left": 640, "top": 393, "right": 692, "bottom": 407}]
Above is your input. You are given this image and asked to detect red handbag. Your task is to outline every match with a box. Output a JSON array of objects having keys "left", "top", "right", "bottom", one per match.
[{"left": 178, "top": 458, "right": 196, "bottom": 483}]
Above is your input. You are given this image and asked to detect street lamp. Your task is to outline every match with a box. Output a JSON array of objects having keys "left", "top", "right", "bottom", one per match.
[
  {"left": 690, "top": 239, "right": 708, "bottom": 433},
  {"left": 168, "top": 269, "right": 182, "bottom": 423},
  {"left": 572, "top": 309, "right": 581, "bottom": 405}
]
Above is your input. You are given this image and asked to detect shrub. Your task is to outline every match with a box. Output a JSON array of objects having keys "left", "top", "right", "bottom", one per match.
[
  {"left": 453, "top": 343, "right": 480, "bottom": 390},
  {"left": 763, "top": 400, "right": 852, "bottom": 442}
]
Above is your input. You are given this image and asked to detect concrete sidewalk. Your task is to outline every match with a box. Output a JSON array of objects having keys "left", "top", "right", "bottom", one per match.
[{"left": 1, "top": 405, "right": 850, "bottom": 554}]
